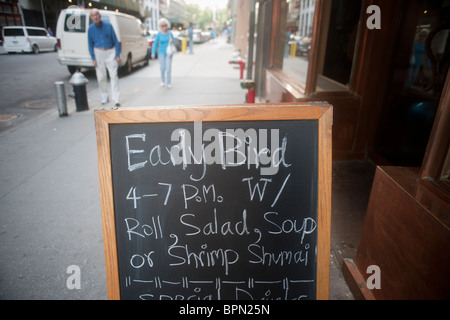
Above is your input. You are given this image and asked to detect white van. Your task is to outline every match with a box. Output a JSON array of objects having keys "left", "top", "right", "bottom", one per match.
[
  {"left": 2, "top": 26, "right": 57, "bottom": 54},
  {"left": 56, "top": 8, "right": 150, "bottom": 74}
]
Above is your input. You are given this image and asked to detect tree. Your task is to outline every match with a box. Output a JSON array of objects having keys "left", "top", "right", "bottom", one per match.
[{"left": 185, "top": 4, "right": 229, "bottom": 30}]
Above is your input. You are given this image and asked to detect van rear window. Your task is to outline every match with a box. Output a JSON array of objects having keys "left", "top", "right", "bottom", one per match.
[
  {"left": 64, "top": 13, "right": 87, "bottom": 33},
  {"left": 4, "top": 28, "right": 24, "bottom": 36}
]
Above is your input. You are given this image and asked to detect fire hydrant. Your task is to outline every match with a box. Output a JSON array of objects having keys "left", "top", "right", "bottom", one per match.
[
  {"left": 69, "top": 71, "right": 89, "bottom": 112},
  {"left": 240, "top": 80, "right": 256, "bottom": 103},
  {"left": 229, "top": 58, "right": 246, "bottom": 80}
]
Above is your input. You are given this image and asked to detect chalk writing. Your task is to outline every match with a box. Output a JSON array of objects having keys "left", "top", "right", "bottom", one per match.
[
  {"left": 110, "top": 120, "right": 318, "bottom": 300},
  {"left": 125, "top": 122, "right": 291, "bottom": 179},
  {"left": 124, "top": 276, "right": 314, "bottom": 300}
]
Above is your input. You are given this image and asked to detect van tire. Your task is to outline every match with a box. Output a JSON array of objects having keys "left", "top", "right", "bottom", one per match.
[
  {"left": 144, "top": 49, "right": 150, "bottom": 66},
  {"left": 32, "top": 45, "right": 39, "bottom": 54},
  {"left": 67, "top": 66, "right": 77, "bottom": 74},
  {"left": 124, "top": 54, "right": 132, "bottom": 74}
]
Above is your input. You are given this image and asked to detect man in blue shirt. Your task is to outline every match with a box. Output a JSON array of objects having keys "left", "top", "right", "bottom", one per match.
[{"left": 88, "top": 9, "right": 121, "bottom": 106}]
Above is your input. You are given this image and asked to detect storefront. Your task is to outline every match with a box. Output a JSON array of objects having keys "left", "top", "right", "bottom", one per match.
[
  {"left": 254, "top": 0, "right": 449, "bottom": 164},
  {"left": 250, "top": 0, "right": 449, "bottom": 299}
]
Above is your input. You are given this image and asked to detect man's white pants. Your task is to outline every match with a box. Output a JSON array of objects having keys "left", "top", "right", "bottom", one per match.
[{"left": 94, "top": 48, "right": 119, "bottom": 103}]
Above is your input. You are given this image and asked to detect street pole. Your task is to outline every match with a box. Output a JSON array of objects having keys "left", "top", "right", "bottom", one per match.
[
  {"left": 246, "top": 0, "right": 256, "bottom": 80},
  {"left": 40, "top": 0, "right": 47, "bottom": 29},
  {"left": 55, "top": 81, "right": 68, "bottom": 117}
]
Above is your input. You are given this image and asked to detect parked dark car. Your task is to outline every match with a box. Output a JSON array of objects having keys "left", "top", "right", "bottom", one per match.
[{"left": 294, "top": 36, "right": 311, "bottom": 56}]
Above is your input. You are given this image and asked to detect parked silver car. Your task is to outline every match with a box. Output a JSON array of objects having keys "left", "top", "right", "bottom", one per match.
[{"left": 2, "top": 26, "right": 57, "bottom": 54}]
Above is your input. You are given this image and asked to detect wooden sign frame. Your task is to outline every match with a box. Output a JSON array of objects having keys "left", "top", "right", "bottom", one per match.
[{"left": 95, "top": 103, "right": 332, "bottom": 300}]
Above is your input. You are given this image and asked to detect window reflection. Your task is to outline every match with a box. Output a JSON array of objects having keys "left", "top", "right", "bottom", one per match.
[
  {"left": 279, "top": 0, "right": 361, "bottom": 92},
  {"left": 319, "top": 0, "right": 361, "bottom": 91},
  {"left": 375, "top": 0, "right": 450, "bottom": 166},
  {"left": 406, "top": 23, "right": 449, "bottom": 96},
  {"left": 280, "top": 0, "right": 315, "bottom": 87}
]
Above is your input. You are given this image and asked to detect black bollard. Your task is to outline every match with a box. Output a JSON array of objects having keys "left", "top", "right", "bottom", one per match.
[{"left": 69, "top": 71, "right": 89, "bottom": 112}]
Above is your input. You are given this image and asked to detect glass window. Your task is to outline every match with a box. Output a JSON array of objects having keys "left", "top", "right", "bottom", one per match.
[
  {"left": 3, "top": 4, "right": 12, "bottom": 13},
  {"left": 374, "top": 0, "right": 450, "bottom": 166},
  {"left": 6, "top": 16, "right": 14, "bottom": 26},
  {"left": 27, "top": 28, "right": 47, "bottom": 36},
  {"left": 277, "top": 0, "right": 361, "bottom": 93},
  {"left": 64, "top": 13, "right": 87, "bottom": 33},
  {"left": 318, "top": 0, "right": 361, "bottom": 91},
  {"left": 279, "top": 0, "right": 315, "bottom": 87},
  {"left": 4, "top": 27, "right": 24, "bottom": 36}
]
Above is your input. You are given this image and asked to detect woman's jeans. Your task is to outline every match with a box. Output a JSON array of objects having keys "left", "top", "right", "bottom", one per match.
[{"left": 158, "top": 53, "right": 172, "bottom": 86}]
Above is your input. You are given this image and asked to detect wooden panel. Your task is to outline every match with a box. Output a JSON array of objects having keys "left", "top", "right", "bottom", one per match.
[
  {"left": 305, "top": 0, "right": 331, "bottom": 95},
  {"left": 265, "top": 68, "right": 307, "bottom": 101},
  {"left": 317, "top": 106, "right": 333, "bottom": 299},
  {"left": 96, "top": 103, "right": 331, "bottom": 124},
  {"left": 95, "top": 112, "right": 121, "bottom": 300},
  {"left": 342, "top": 259, "right": 375, "bottom": 300},
  {"left": 352, "top": 166, "right": 450, "bottom": 299}
]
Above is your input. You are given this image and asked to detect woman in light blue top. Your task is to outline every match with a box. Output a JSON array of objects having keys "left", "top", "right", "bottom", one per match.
[{"left": 151, "top": 18, "right": 174, "bottom": 88}]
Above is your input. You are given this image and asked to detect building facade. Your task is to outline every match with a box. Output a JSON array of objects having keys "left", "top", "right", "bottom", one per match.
[
  {"left": 298, "top": 0, "right": 315, "bottom": 37},
  {"left": 142, "top": 0, "right": 159, "bottom": 30},
  {"left": 0, "top": 0, "right": 22, "bottom": 31},
  {"left": 159, "top": 0, "right": 186, "bottom": 29},
  {"left": 1, "top": 0, "right": 148, "bottom": 35}
]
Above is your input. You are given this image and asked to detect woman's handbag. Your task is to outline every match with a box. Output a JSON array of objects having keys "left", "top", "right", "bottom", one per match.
[{"left": 166, "top": 37, "right": 176, "bottom": 56}]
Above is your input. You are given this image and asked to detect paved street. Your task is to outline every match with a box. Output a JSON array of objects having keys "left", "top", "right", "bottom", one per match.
[{"left": 0, "top": 49, "right": 97, "bottom": 133}]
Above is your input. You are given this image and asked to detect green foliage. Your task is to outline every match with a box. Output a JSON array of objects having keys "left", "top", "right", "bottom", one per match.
[{"left": 185, "top": 4, "right": 229, "bottom": 31}]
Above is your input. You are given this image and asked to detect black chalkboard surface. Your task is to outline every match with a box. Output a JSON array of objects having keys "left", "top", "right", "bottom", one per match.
[
  {"left": 110, "top": 120, "right": 317, "bottom": 300},
  {"left": 95, "top": 104, "right": 332, "bottom": 300}
]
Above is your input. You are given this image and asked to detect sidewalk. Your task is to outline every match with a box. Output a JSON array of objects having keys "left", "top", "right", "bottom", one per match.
[
  {"left": 0, "top": 37, "right": 358, "bottom": 300},
  {"left": 92, "top": 37, "right": 246, "bottom": 109}
]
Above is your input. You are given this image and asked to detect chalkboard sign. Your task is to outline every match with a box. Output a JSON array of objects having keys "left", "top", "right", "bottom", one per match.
[{"left": 95, "top": 103, "right": 332, "bottom": 300}]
